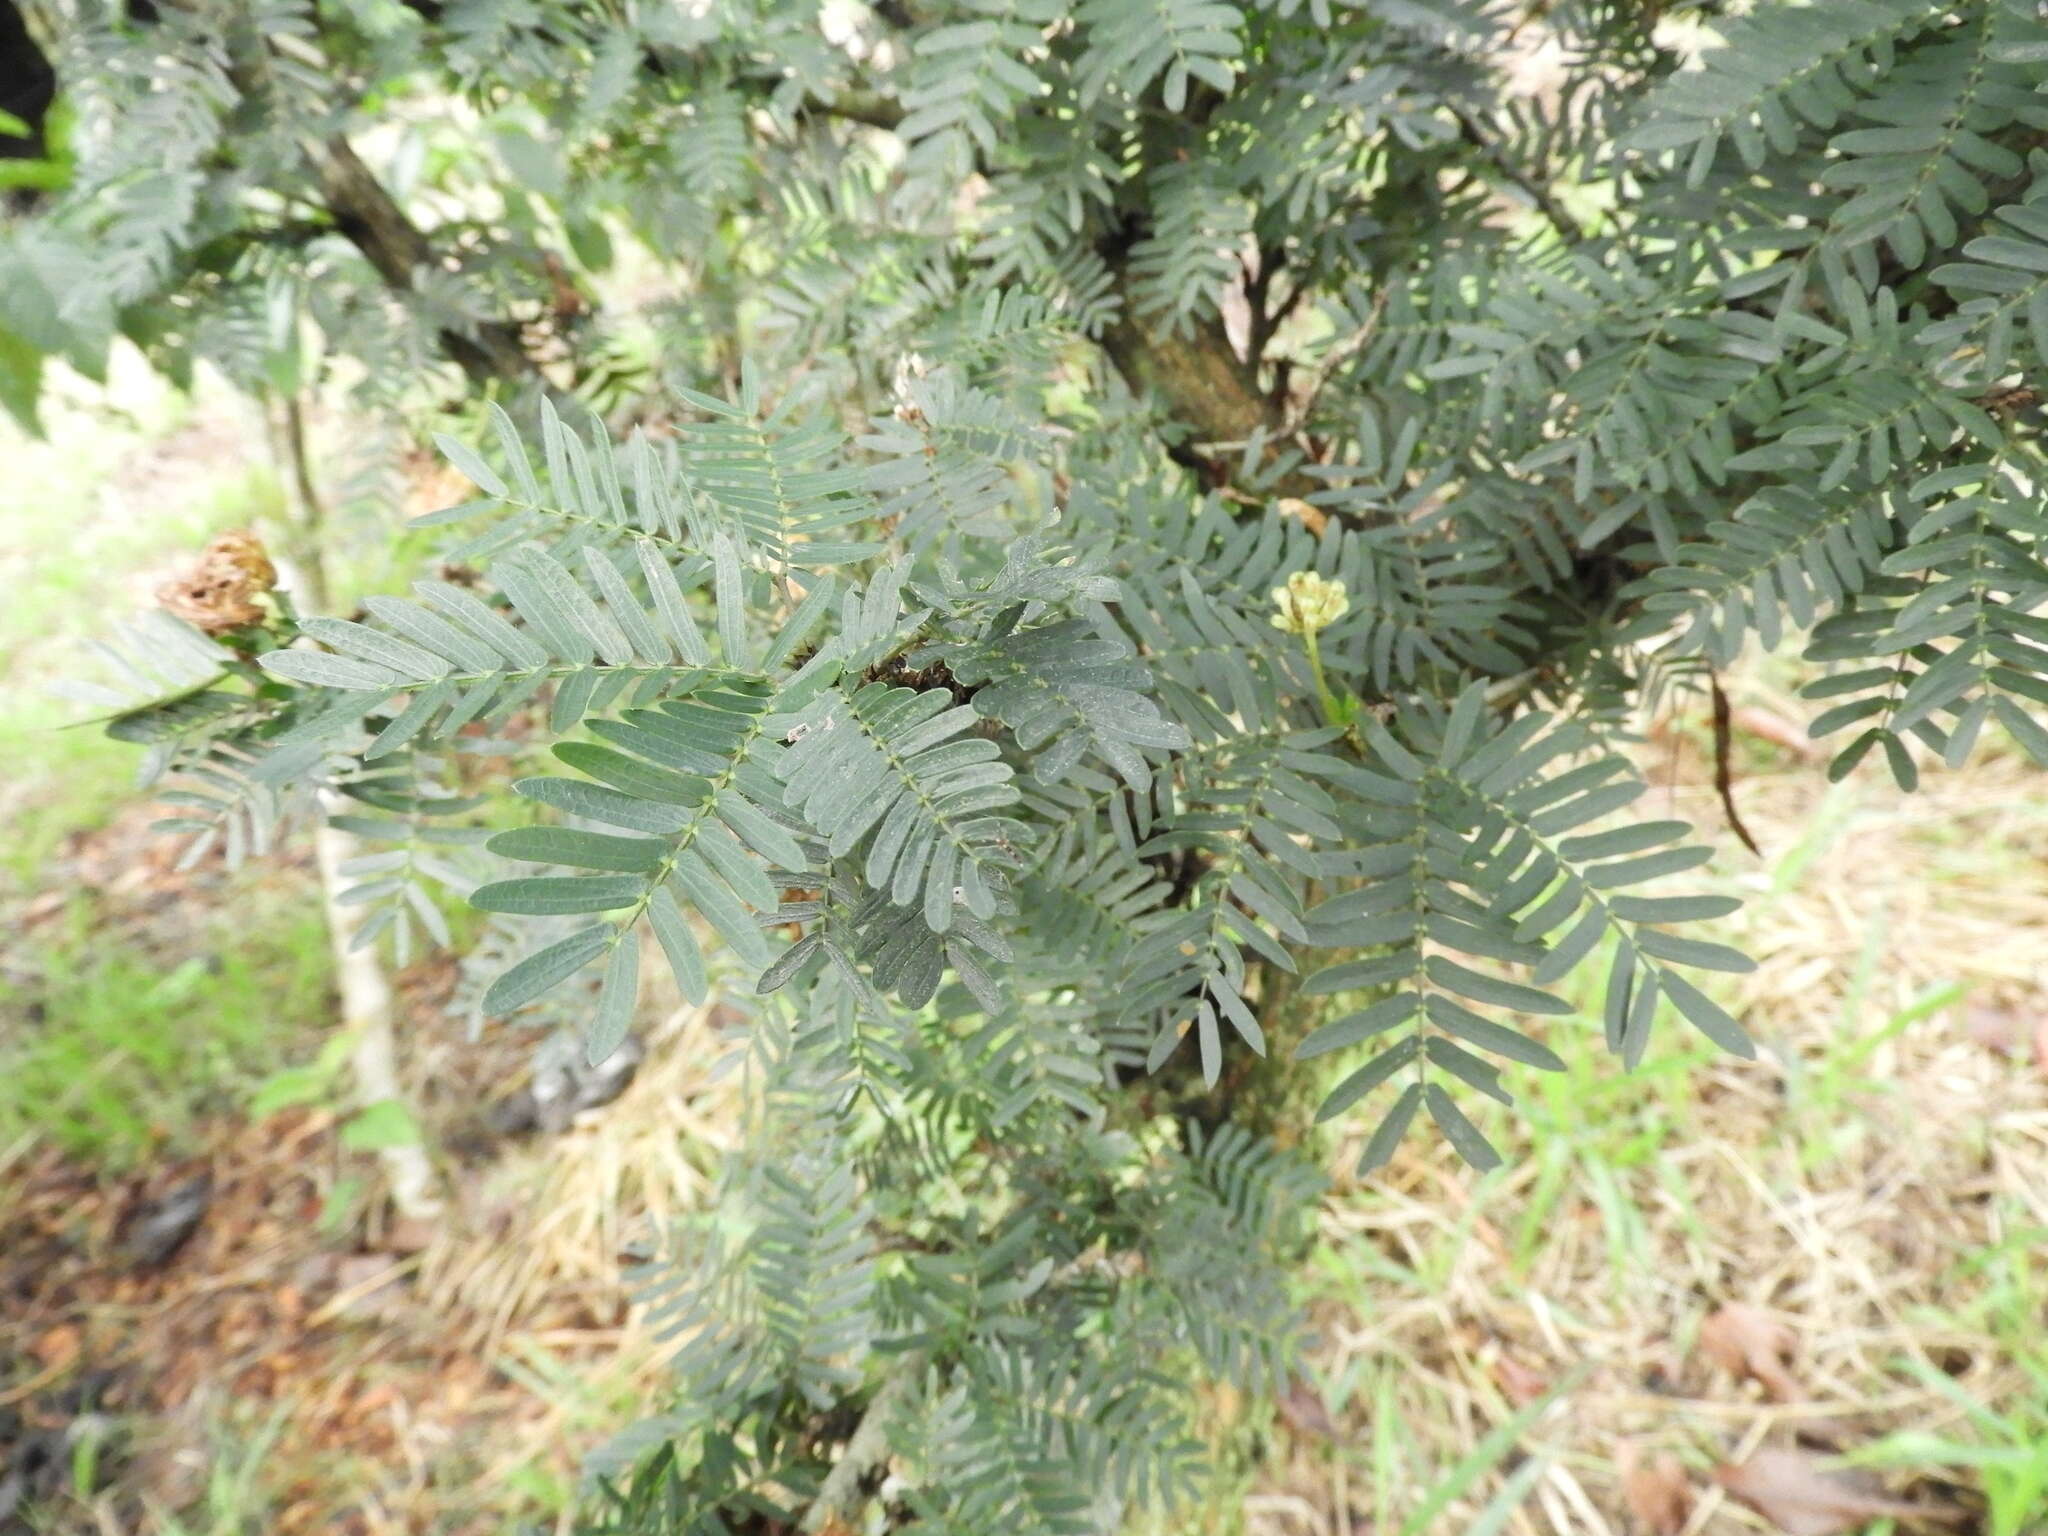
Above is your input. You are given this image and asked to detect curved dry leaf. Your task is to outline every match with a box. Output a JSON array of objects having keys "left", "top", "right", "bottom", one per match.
[
  {"left": 1965, "top": 1001, "right": 2023, "bottom": 1057},
  {"left": 1274, "top": 496, "right": 1328, "bottom": 536},
  {"left": 1275, "top": 1376, "right": 1337, "bottom": 1439},
  {"left": 1492, "top": 1352, "right": 1551, "bottom": 1409},
  {"left": 1713, "top": 1448, "right": 1956, "bottom": 1536},
  {"left": 1699, "top": 1302, "right": 1802, "bottom": 1402},
  {"left": 1731, "top": 705, "right": 1824, "bottom": 761},
  {"left": 1618, "top": 1443, "right": 1691, "bottom": 1535}
]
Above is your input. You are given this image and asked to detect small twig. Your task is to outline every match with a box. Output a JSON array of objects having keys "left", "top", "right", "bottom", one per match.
[
  {"left": 305, "top": 133, "right": 538, "bottom": 390},
  {"left": 304, "top": 1255, "right": 418, "bottom": 1328},
  {"left": 794, "top": 87, "right": 906, "bottom": 132},
  {"left": 1190, "top": 287, "right": 1389, "bottom": 458},
  {"left": 278, "top": 390, "right": 332, "bottom": 614},
  {"left": 1710, "top": 671, "right": 1763, "bottom": 857},
  {"left": 1274, "top": 286, "right": 1389, "bottom": 442},
  {"left": 1256, "top": 275, "right": 1314, "bottom": 366},
  {"left": 1244, "top": 247, "right": 1275, "bottom": 360},
  {"left": 0, "top": 1355, "right": 71, "bottom": 1408},
  {"left": 1451, "top": 105, "right": 1589, "bottom": 245}
]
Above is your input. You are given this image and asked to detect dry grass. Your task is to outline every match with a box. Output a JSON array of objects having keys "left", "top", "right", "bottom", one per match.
[
  {"left": 299, "top": 990, "right": 759, "bottom": 1531},
  {"left": 1244, "top": 678, "right": 2048, "bottom": 1535},
  {"left": 410, "top": 995, "right": 746, "bottom": 1348}
]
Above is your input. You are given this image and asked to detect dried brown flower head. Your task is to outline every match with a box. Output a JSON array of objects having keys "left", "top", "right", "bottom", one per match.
[{"left": 155, "top": 530, "right": 278, "bottom": 636}]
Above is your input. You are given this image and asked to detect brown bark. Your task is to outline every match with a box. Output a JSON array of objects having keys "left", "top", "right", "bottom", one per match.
[
  {"left": 1101, "top": 307, "right": 1277, "bottom": 465},
  {"left": 308, "top": 135, "right": 536, "bottom": 390},
  {"left": 1099, "top": 283, "right": 1323, "bottom": 500}
]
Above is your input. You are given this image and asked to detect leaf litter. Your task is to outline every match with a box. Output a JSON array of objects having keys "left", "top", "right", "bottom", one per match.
[{"left": 1713, "top": 1446, "right": 1964, "bottom": 1535}]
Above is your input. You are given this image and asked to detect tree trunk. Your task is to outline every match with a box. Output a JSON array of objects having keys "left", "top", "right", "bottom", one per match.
[
  {"left": 1100, "top": 300, "right": 1321, "bottom": 500},
  {"left": 315, "top": 812, "right": 446, "bottom": 1222},
  {"left": 1101, "top": 308, "right": 1273, "bottom": 459},
  {"left": 306, "top": 135, "right": 537, "bottom": 391},
  {"left": 264, "top": 421, "right": 442, "bottom": 1223},
  {"left": 0, "top": 0, "right": 56, "bottom": 175},
  {"left": 274, "top": 391, "right": 332, "bottom": 614}
]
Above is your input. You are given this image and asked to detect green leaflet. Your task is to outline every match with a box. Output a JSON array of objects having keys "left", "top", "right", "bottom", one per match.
[
  {"left": 1296, "top": 695, "right": 1754, "bottom": 1168},
  {"left": 776, "top": 681, "right": 1027, "bottom": 935},
  {"left": 472, "top": 676, "right": 789, "bottom": 1041},
  {"left": 482, "top": 925, "right": 614, "bottom": 1015},
  {"left": 927, "top": 618, "right": 1190, "bottom": 790},
  {"left": 256, "top": 542, "right": 727, "bottom": 741}
]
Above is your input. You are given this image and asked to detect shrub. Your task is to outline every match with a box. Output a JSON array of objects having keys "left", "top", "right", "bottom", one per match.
[{"left": 11, "top": 0, "right": 2048, "bottom": 1526}]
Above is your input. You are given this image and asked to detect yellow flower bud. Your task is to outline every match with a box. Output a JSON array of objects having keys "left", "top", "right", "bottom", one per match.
[{"left": 1269, "top": 570, "right": 1350, "bottom": 636}]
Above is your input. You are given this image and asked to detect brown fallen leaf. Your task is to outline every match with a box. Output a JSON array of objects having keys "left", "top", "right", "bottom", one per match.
[
  {"left": 1962, "top": 1002, "right": 2048, "bottom": 1078},
  {"left": 1275, "top": 496, "right": 1328, "bottom": 536},
  {"left": 1731, "top": 706, "right": 1824, "bottom": 761},
  {"left": 1713, "top": 1447, "right": 1956, "bottom": 1535},
  {"left": 1618, "top": 1443, "right": 1691, "bottom": 1535},
  {"left": 1492, "top": 1352, "right": 1550, "bottom": 1409},
  {"left": 33, "top": 1323, "right": 81, "bottom": 1370},
  {"left": 1275, "top": 1376, "right": 1337, "bottom": 1439},
  {"left": 1699, "top": 1302, "right": 1802, "bottom": 1402},
  {"left": 1966, "top": 1001, "right": 2023, "bottom": 1057}
]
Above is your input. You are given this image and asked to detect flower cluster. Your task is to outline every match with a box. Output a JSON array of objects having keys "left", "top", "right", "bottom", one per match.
[{"left": 1269, "top": 571, "right": 1349, "bottom": 636}]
